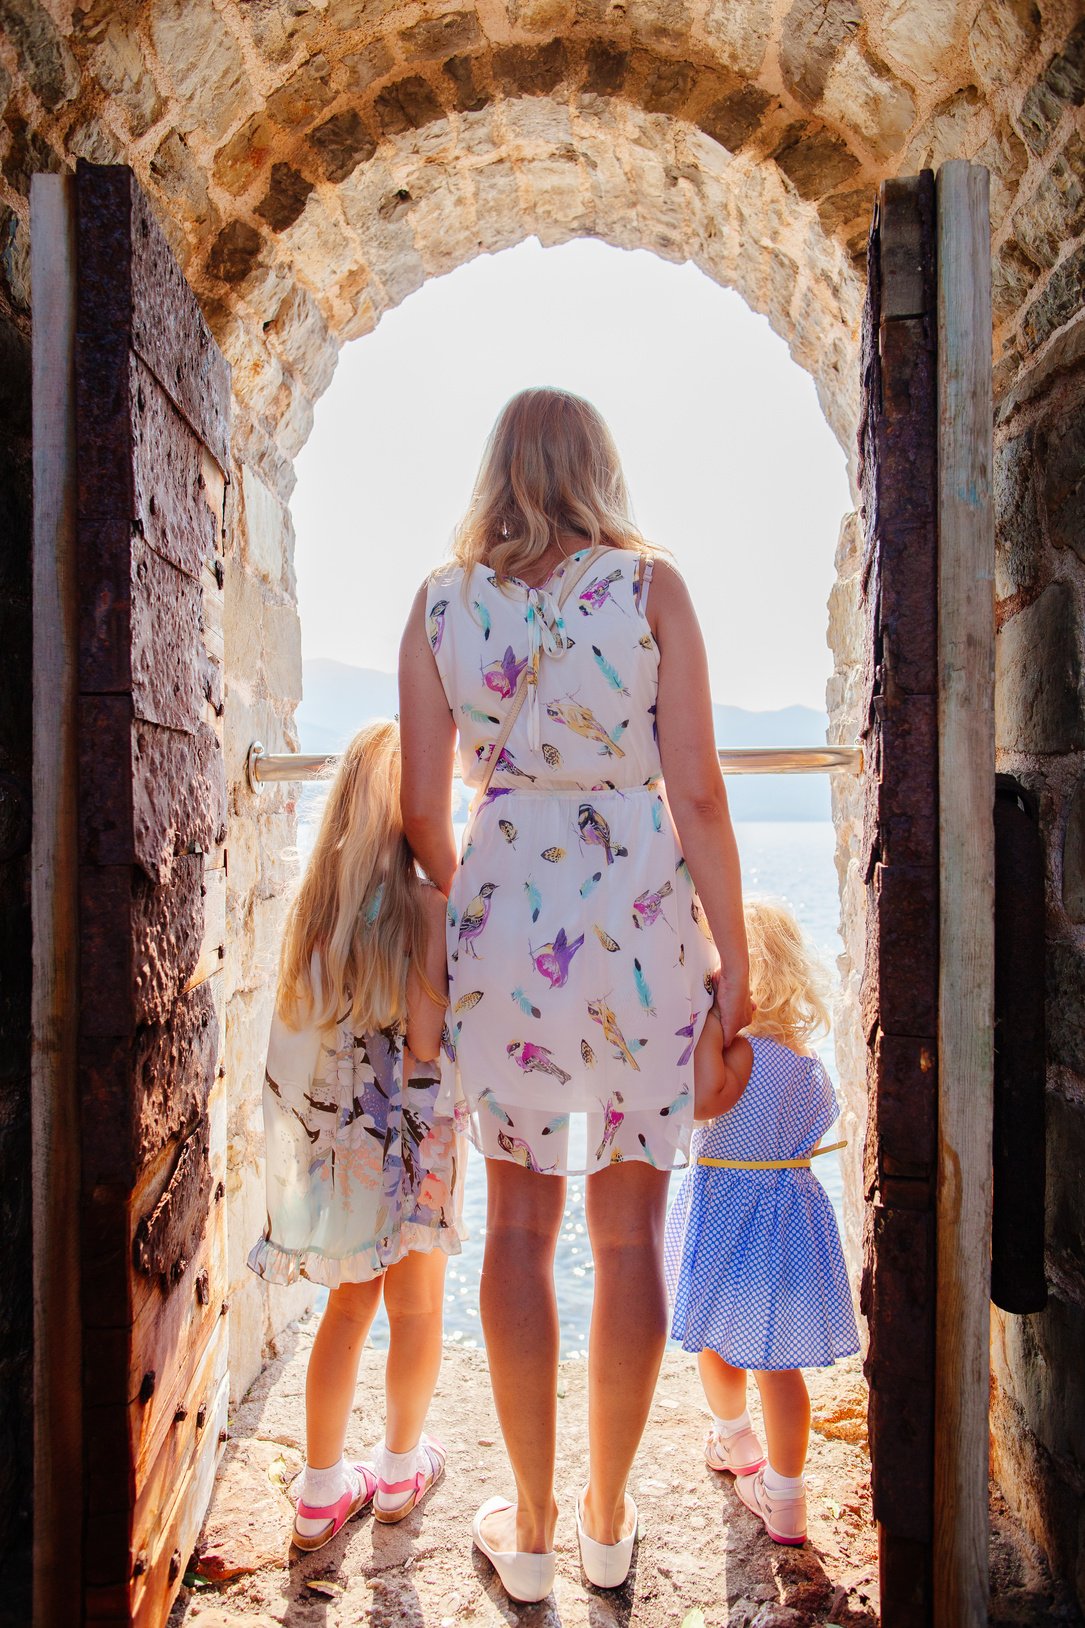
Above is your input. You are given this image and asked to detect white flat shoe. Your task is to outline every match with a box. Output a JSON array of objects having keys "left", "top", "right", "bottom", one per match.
[
  {"left": 576, "top": 1491, "right": 638, "bottom": 1589},
  {"left": 472, "top": 1496, "right": 556, "bottom": 1603}
]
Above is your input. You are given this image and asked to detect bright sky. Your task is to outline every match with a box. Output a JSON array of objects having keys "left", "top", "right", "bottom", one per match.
[{"left": 292, "top": 237, "right": 852, "bottom": 713}]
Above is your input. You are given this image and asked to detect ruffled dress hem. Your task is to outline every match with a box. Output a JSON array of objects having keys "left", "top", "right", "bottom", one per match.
[
  {"left": 247, "top": 1222, "right": 465, "bottom": 1290},
  {"left": 461, "top": 1095, "right": 695, "bottom": 1178}
]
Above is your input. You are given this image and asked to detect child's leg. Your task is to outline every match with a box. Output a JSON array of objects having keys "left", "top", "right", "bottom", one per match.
[
  {"left": 698, "top": 1349, "right": 748, "bottom": 1421},
  {"left": 305, "top": 1279, "right": 383, "bottom": 1468},
  {"left": 382, "top": 1248, "right": 448, "bottom": 1451},
  {"left": 753, "top": 1368, "right": 811, "bottom": 1478}
]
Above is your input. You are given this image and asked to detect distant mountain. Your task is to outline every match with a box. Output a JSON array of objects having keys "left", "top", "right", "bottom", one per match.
[{"left": 297, "top": 658, "right": 832, "bottom": 821}]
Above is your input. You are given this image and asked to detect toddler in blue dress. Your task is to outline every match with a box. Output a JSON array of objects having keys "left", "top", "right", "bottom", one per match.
[{"left": 664, "top": 898, "right": 859, "bottom": 1546}]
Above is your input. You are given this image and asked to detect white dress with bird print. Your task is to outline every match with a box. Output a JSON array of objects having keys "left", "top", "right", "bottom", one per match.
[{"left": 427, "top": 545, "right": 718, "bottom": 1176}]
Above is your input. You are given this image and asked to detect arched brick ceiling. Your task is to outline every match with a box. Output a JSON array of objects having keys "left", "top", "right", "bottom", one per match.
[{"left": 2, "top": 0, "right": 1069, "bottom": 481}]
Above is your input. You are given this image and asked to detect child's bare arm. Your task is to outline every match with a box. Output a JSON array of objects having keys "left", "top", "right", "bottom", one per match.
[
  {"left": 694, "top": 1012, "right": 754, "bottom": 1122},
  {"left": 693, "top": 1007, "right": 729, "bottom": 1120},
  {"left": 405, "top": 885, "right": 450, "bottom": 1061}
]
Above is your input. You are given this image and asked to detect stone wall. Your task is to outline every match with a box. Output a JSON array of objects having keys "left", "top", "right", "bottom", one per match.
[
  {"left": 988, "top": 78, "right": 1085, "bottom": 1599},
  {"left": 0, "top": 0, "right": 1084, "bottom": 1605}
]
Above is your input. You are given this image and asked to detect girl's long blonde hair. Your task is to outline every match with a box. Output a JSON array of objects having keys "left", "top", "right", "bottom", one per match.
[
  {"left": 277, "top": 720, "right": 424, "bottom": 1034},
  {"left": 744, "top": 897, "right": 831, "bottom": 1050},
  {"left": 453, "top": 387, "right": 647, "bottom": 583}
]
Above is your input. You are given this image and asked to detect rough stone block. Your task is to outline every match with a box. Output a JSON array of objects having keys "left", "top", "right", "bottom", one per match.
[
  {"left": 772, "top": 121, "right": 860, "bottom": 199},
  {"left": 995, "top": 424, "right": 1041, "bottom": 599},
  {"left": 399, "top": 10, "right": 482, "bottom": 60},
  {"left": 1020, "top": 242, "right": 1085, "bottom": 354},
  {"left": 1063, "top": 777, "right": 1085, "bottom": 922},
  {"left": 1048, "top": 939, "right": 1085, "bottom": 1076},
  {"left": 150, "top": 0, "right": 251, "bottom": 143},
  {"left": 1016, "top": 20, "right": 1085, "bottom": 156},
  {"left": 255, "top": 163, "right": 314, "bottom": 233},
  {"left": 969, "top": 0, "right": 1043, "bottom": 92},
  {"left": 697, "top": 84, "right": 772, "bottom": 153},
  {"left": 778, "top": 0, "right": 860, "bottom": 108},
  {"left": 307, "top": 109, "right": 377, "bottom": 183},
  {"left": 1044, "top": 399, "right": 1085, "bottom": 564},
  {"left": 0, "top": 0, "right": 79, "bottom": 111},
  {"left": 996, "top": 582, "right": 1085, "bottom": 754},
  {"left": 1012, "top": 133, "right": 1085, "bottom": 271},
  {"left": 374, "top": 74, "right": 445, "bottom": 136},
  {"left": 206, "top": 219, "right": 265, "bottom": 286}
]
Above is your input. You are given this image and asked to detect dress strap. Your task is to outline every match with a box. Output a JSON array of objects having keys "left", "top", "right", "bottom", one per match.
[{"left": 633, "top": 552, "right": 655, "bottom": 616}]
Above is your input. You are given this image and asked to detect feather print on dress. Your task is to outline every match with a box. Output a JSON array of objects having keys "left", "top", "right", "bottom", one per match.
[{"left": 426, "top": 547, "right": 719, "bottom": 1176}]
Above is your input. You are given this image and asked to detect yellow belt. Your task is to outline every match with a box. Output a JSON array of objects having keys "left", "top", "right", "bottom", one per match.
[{"left": 697, "top": 1139, "right": 847, "bottom": 1171}]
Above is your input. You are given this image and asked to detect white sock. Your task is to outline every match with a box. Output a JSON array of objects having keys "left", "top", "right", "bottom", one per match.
[
  {"left": 378, "top": 1440, "right": 423, "bottom": 1484},
  {"left": 296, "top": 1457, "right": 360, "bottom": 1530},
  {"left": 713, "top": 1409, "right": 752, "bottom": 1438},
  {"left": 764, "top": 1463, "right": 805, "bottom": 1497}
]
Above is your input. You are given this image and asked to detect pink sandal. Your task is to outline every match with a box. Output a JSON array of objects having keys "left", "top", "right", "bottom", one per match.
[
  {"left": 734, "top": 1469, "right": 807, "bottom": 1546},
  {"left": 373, "top": 1435, "right": 446, "bottom": 1524},
  {"left": 704, "top": 1424, "right": 766, "bottom": 1477},
  {"left": 292, "top": 1461, "right": 377, "bottom": 1552}
]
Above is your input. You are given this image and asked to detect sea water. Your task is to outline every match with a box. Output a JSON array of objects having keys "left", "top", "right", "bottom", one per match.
[{"left": 295, "top": 804, "right": 845, "bottom": 1356}]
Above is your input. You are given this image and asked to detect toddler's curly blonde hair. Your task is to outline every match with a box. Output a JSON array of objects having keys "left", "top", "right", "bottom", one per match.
[{"left": 744, "top": 897, "right": 831, "bottom": 1050}]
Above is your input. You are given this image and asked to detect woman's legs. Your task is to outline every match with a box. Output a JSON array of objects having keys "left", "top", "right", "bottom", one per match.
[
  {"left": 478, "top": 1159, "right": 567, "bottom": 1554},
  {"left": 582, "top": 1161, "right": 672, "bottom": 1545},
  {"left": 305, "top": 1278, "right": 384, "bottom": 1469},
  {"left": 382, "top": 1248, "right": 449, "bottom": 1452},
  {"left": 698, "top": 1349, "right": 749, "bottom": 1420},
  {"left": 753, "top": 1368, "right": 811, "bottom": 1478}
]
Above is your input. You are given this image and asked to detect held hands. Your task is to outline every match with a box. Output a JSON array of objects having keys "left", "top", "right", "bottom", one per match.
[{"left": 712, "top": 970, "right": 756, "bottom": 1047}]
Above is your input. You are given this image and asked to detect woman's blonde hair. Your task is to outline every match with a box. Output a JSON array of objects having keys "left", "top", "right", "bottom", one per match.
[
  {"left": 744, "top": 897, "right": 831, "bottom": 1050},
  {"left": 452, "top": 387, "right": 646, "bottom": 582},
  {"left": 277, "top": 720, "right": 424, "bottom": 1034}
]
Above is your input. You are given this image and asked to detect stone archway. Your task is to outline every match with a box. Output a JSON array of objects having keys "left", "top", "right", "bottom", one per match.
[{"left": 4, "top": 0, "right": 1085, "bottom": 1616}]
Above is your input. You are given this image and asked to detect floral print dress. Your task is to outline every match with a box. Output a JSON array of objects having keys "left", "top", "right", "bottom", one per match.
[
  {"left": 248, "top": 968, "right": 464, "bottom": 1287},
  {"left": 427, "top": 545, "right": 718, "bottom": 1176}
]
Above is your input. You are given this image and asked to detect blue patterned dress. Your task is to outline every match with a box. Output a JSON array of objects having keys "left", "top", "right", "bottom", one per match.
[{"left": 663, "top": 1036, "right": 859, "bottom": 1370}]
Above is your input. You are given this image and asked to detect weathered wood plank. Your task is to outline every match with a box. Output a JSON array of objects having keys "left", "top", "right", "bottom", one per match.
[
  {"left": 933, "top": 159, "right": 995, "bottom": 1628},
  {"left": 30, "top": 170, "right": 84, "bottom": 1628}
]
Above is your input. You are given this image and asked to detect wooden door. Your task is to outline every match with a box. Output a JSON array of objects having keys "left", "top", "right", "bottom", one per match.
[
  {"left": 858, "top": 164, "right": 994, "bottom": 1628},
  {"left": 32, "top": 162, "right": 230, "bottom": 1627}
]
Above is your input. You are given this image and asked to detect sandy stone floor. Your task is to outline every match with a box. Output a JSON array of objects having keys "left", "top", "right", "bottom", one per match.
[{"left": 170, "top": 1314, "right": 1078, "bottom": 1628}]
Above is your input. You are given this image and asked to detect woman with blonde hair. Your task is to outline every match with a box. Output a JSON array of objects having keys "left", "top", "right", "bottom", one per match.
[
  {"left": 248, "top": 721, "right": 462, "bottom": 1549},
  {"left": 399, "top": 387, "right": 752, "bottom": 1599}
]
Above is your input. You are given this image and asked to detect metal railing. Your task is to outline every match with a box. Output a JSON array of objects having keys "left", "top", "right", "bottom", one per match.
[{"left": 246, "top": 740, "right": 863, "bottom": 793}]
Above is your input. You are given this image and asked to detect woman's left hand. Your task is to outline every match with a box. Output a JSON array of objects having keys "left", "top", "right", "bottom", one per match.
[{"left": 713, "top": 976, "right": 755, "bottom": 1047}]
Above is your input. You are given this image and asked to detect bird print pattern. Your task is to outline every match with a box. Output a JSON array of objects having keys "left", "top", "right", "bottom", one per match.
[
  {"left": 426, "top": 546, "right": 719, "bottom": 1176},
  {"left": 248, "top": 993, "right": 464, "bottom": 1289},
  {"left": 663, "top": 1037, "right": 860, "bottom": 1370}
]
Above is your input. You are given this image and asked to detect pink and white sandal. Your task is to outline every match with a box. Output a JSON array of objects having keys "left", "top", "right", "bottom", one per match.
[
  {"left": 734, "top": 1469, "right": 807, "bottom": 1546},
  {"left": 292, "top": 1461, "right": 377, "bottom": 1552},
  {"left": 705, "top": 1423, "right": 766, "bottom": 1477},
  {"left": 373, "top": 1435, "right": 446, "bottom": 1524}
]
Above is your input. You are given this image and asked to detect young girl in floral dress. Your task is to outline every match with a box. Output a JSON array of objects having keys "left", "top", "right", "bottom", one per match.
[
  {"left": 665, "top": 898, "right": 859, "bottom": 1547},
  {"left": 248, "top": 721, "right": 463, "bottom": 1550}
]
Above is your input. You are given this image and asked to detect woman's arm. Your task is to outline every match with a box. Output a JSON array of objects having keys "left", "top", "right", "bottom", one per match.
[
  {"left": 405, "top": 884, "right": 450, "bottom": 1061},
  {"left": 399, "top": 582, "right": 458, "bottom": 895},
  {"left": 650, "top": 559, "right": 752, "bottom": 1045}
]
